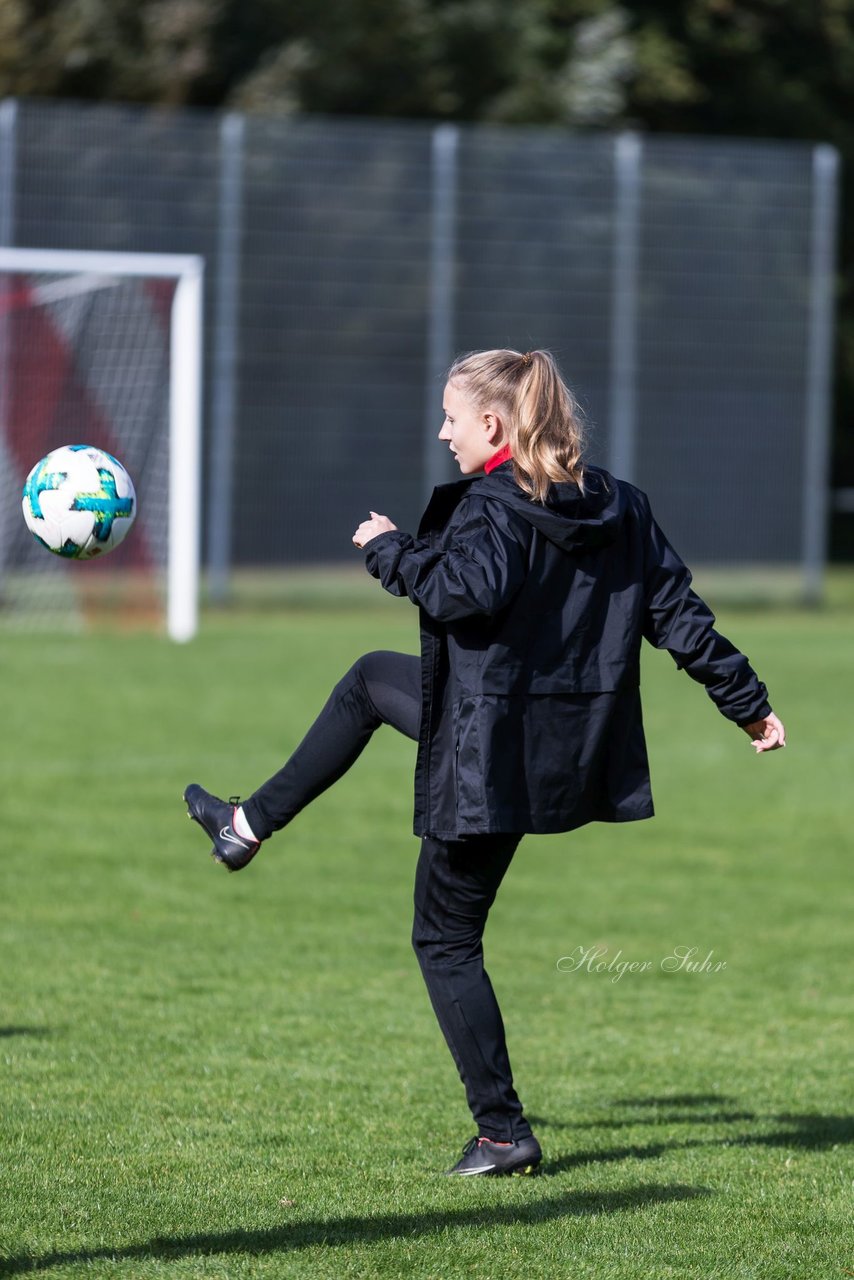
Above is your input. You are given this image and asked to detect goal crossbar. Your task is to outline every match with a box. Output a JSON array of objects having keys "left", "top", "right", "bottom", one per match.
[{"left": 0, "top": 246, "right": 204, "bottom": 642}]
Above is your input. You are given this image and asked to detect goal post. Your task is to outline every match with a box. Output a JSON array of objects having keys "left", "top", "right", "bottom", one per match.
[{"left": 0, "top": 246, "right": 203, "bottom": 641}]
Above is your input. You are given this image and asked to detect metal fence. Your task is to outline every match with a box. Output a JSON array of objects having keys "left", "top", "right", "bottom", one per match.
[{"left": 0, "top": 98, "right": 839, "bottom": 598}]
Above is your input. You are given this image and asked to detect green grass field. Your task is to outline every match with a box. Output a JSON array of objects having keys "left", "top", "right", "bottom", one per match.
[{"left": 2, "top": 582, "right": 853, "bottom": 1279}]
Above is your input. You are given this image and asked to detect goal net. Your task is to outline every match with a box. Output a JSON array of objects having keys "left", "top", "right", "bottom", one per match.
[{"left": 0, "top": 248, "right": 202, "bottom": 641}]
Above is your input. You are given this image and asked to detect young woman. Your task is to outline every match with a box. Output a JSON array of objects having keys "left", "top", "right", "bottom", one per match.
[{"left": 185, "top": 348, "right": 786, "bottom": 1177}]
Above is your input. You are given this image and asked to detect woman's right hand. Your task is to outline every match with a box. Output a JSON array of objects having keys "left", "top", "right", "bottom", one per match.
[
  {"left": 741, "top": 711, "right": 786, "bottom": 753},
  {"left": 352, "top": 511, "right": 398, "bottom": 549}
]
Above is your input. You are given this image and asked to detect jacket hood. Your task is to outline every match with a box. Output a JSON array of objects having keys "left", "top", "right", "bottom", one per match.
[{"left": 477, "top": 462, "right": 626, "bottom": 551}]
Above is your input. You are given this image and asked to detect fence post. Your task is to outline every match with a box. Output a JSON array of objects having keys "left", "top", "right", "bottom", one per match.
[
  {"left": 609, "top": 131, "right": 641, "bottom": 484},
  {"left": 424, "top": 124, "right": 459, "bottom": 499},
  {"left": 0, "top": 99, "right": 17, "bottom": 593},
  {"left": 0, "top": 99, "right": 14, "bottom": 246},
  {"left": 207, "top": 111, "right": 245, "bottom": 604},
  {"left": 802, "top": 144, "right": 839, "bottom": 605}
]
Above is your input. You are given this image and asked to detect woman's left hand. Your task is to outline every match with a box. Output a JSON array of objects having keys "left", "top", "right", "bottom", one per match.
[
  {"left": 741, "top": 710, "right": 786, "bottom": 753},
  {"left": 353, "top": 511, "right": 398, "bottom": 548}
]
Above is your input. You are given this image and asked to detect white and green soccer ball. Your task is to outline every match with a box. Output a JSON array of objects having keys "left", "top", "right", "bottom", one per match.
[{"left": 22, "top": 445, "right": 137, "bottom": 559}]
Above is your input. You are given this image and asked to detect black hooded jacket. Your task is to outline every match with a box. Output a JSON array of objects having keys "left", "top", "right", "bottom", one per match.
[{"left": 365, "top": 460, "right": 771, "bottom": 839}]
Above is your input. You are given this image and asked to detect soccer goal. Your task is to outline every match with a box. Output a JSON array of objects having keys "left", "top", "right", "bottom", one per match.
[{"left": 0, "top": 247, "right": 203, "bottom": 642}]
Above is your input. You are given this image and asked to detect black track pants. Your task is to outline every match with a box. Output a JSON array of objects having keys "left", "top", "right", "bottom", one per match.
[
  {"left": 241, "top": 650, "right": 532, "bottom": 1141},
  {"left": 412, "top": 832, "right": 531, "bottom": 1141}
]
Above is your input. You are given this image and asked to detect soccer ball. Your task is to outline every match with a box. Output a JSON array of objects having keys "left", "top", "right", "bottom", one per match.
[{"left": 22, "top": 445, "right": 137, "bottom": 559}]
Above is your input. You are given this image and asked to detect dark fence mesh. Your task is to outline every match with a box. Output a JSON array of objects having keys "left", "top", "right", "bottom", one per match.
[{"left": 4, "top": 99, "right": 830, "bottom": 577}]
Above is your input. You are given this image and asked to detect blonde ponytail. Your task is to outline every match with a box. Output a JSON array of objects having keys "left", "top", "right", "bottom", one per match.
[{"left": 446, "top": 348, "right": 586, "bottom": 502}]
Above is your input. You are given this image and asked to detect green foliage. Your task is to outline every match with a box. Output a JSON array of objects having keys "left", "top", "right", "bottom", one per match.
[
  {"left": 1, "top": 594, "right": 853, "bottom": 1276},
  {"left": 3, "top": 1, "right": 849, "bottom": 139},
  {"left": 0, "top": 0, "right": 217, "bottom": 104}
]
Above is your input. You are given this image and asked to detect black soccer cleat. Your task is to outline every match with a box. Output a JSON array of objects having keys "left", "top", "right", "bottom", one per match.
[
  {"left": 183, "top": 783, "right": 261, "bottom": 872},
  {"left": 444, "top": 1134, "right": 542, "bottom": 1177}
]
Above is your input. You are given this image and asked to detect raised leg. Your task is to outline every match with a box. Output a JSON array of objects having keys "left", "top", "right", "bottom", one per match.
[{"left": 242, "top": 650, "right": 420, "bottom": 841}]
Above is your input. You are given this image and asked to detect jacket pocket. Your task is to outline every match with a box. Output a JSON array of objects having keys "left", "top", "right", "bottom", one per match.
[{"left": 453, "top": 696, "right": 486, "bottom": 821}]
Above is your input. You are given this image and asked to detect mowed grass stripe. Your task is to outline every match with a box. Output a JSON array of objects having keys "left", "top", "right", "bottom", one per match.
[{"left": 1, "top": 601, "right": 851, "bottom": 1279}]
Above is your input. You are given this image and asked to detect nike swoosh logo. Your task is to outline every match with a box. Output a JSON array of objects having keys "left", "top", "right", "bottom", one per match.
[
  {"left": 460, "top": 1165, "right": 495, "bottom": 1174},
  {"left": 220, "top": 827, "right": 250, "bottom": 848}
]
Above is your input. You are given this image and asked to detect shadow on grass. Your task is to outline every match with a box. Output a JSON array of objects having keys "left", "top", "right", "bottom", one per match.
[
  {"left": 530, "top": 1108, "right": 757, "bottom": 1130},
  {"left": 528, "top": 1096, "right": 744, "bottom": 1131},
  {"left": 538, "top": 1102, "right": 854, "bottom": 1176},
  {"left": 571, "top": 1111, "right": 758, "bottom": 1128},
  {"left": 0, "top": 1027, "right": 51, "bottom": 1038},
  {"left": 611, "top": 1094, "right": 739, "bottom": 1107},
  {"left": 740, "top": 1114, "right": 854, "bottom": 1149},
  {"left": 0, "top": 1184, "right": 710, "bottom": 1275}
]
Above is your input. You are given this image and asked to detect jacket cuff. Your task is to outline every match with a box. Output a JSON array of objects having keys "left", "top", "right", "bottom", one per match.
[
  {"left": 363, "top": 529, "right": 410, "bottom": 577},
  {"left": 733, "top": 700, "right": 773, "bottom": 729}
]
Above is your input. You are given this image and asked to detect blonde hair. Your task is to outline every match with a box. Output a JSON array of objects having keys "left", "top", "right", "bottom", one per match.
[{"left": 446, "top": 348, "right": 586, "bottom": 502}]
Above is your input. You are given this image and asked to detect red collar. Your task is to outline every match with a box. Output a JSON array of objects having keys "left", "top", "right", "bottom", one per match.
[{"left": 484, "top": 444, "right": 513, "bottom": 475}]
